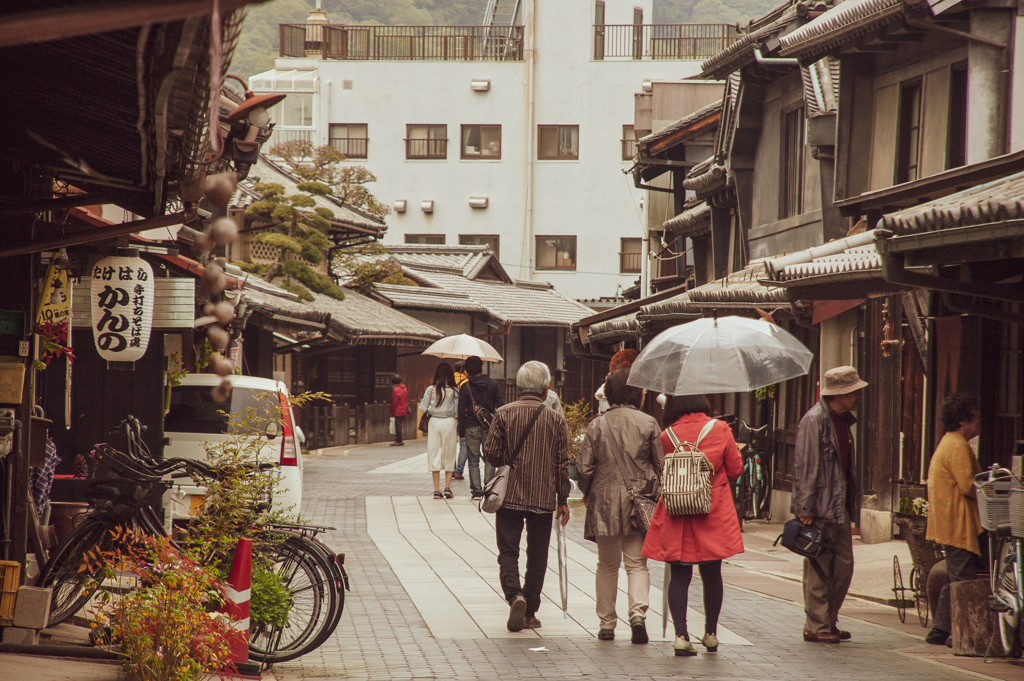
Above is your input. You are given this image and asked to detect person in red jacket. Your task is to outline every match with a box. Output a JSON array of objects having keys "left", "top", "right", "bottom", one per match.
[
  {"left": 642, "top": 393, "right": 743, "bottom": 657},
  {"left": 390, "top": 374, "right": 408, "bottom": 446}
]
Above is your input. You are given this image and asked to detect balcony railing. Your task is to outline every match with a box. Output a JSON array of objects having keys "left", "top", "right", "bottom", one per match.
[
  {"left": 405, "top": 138, "right": 448, "bottom": 159},
  {"left": 619, "top": 251, "right": 642, "bottom": 274},
  {"left": 329, "top": 136, "right": 368, "bottom": 159},
  {"left": 594, "top": 23, "right": 739, "bottom": 61},
  {"left": 280, "top": 23, "right": 524, "bottom": 61}
]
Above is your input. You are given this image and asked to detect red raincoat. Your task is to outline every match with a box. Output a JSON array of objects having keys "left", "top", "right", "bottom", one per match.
[
  {"left": 641, "top": 413, "right": 744, "bottom": 563},
  {"left": 391, "top": 384, "right": 409, "bottom": 417}
]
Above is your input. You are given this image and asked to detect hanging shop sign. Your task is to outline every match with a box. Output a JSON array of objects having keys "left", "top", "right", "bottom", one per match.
[{"left": 90, "top": 254, "right": 155, "bottom": 362}]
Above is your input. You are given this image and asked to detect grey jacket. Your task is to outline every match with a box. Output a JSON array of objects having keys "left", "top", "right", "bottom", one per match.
[
  {"left": 791, "top": 397, "right": 858, "bottom": 524},
  {"left": 576, "top": 405, "right": 662, "bottom": 541}
]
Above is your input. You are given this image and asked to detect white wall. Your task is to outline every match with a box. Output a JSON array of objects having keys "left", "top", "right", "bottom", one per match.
[{"left": 255, "top": 0, "right": 708, "bottom": 300}]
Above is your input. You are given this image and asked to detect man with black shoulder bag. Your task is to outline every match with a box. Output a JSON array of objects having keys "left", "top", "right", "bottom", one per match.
[
  {"left": 484, "top": 361, "right": 570, "bottom": 632},
  {"left": 458, "top": 355, "right": 504, "bottom": 499},
  {"left": 792, "top": 366, "right": 866, "bottom": 644}
]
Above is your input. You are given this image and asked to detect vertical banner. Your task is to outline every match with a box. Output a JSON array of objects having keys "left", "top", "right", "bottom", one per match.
[{"left": 91, "top": 254, "right": 155, "bottom": 363}]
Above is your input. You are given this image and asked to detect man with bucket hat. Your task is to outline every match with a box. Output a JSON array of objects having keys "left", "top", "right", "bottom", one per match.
[{"left": 792, "top": 365, "right": 867, "bottom": 643}]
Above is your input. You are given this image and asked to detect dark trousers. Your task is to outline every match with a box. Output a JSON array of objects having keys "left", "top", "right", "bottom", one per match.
[
  {"left": 496, "top": 507, "right": 553, "bottom": 616},
  {"left": 668, "top": 561, "right": 724, "bottom": 638},
  {"left": 933, "top": 539, "right": 986, "bottom": 634},
  {"left": 393, "top": 415, "right": 404, "bottom": 444}
]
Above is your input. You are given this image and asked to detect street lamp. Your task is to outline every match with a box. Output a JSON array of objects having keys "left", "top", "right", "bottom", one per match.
[{"left": 223, "top": 75, "right": 286, "bottom": 180}]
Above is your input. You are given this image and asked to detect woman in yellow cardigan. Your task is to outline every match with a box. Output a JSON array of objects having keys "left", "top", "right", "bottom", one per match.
[{"left": 925, "top": 393, "right": 984, "bottom": 647}]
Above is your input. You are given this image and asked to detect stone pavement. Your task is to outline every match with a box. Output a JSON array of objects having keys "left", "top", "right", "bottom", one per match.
[
  {"left": 271, "top": 439, "right": 1024, "bottom": 681},
  {"left": 3, "top": 438, "right": 1022, "bottom": 681}
]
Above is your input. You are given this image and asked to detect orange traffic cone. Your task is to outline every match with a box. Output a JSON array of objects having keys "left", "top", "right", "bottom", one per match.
[{"left": 221, "top": 537, "right": 252, "bottom": 665}]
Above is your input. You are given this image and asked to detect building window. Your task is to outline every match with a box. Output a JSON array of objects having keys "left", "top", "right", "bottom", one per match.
[
  {"left": 405, "top": 234, "right": 445, "bottom": 245},
  {"left": 896, "top": 80, "right": 923, "bottom": 183},
  {"left": 947, "top": 64, "right": 968, "bottom": 170},
  {"left": 622, "top": 124, "right": 636, "bottom": 161},
  {"left": 461, "top": 125, "right": 501, "bottom": 159},
  {"left": 279, "top": 93, "right": 314, "bottom": 127},
  {"left": 406, "top": 124, "right": 447, "bottom": 159},
  {"left": 619, "top": 238, "right": 642, "bottom": 273},
  {"left": 538, "top": 125, "right": 579, "bottom": 160},
  {"left": 780, "top": 107, "right": 804, "bottom": 219},
  {"left": 536, "top": 236, "right": 577, "bottom": 270},
  {"left": 328, "top": 123, "right": 367, "bottom": 159},
  {"left": 459, "top": 234, "right": 500, "bottom": 259},
  {"left": 594, "top": 1, "right": 606, "bottom": 60}
]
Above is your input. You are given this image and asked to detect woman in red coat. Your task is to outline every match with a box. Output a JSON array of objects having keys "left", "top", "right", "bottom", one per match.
[{"left": 642, "top": 394, "right": 743, "bottom": 657}]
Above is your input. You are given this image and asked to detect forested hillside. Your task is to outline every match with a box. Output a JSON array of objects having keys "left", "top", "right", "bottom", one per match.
[{"left": 232, "top": 0, "right": 782, "bottom": 79}]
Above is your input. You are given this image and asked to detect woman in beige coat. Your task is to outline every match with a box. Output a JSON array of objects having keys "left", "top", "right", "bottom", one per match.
[{"left": 576, "top": 370, "right": 663, "bottom": 644}]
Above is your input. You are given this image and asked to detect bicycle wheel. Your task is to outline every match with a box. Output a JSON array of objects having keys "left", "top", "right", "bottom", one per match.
[
  {"left": 893, "top": 555, "right": 906, "bottom": 623},
  {"left": 910, "top": 565, "right": 929, "bottom": 627},
  {"left": 993, "top": 538, "right": 1022, "bottom": 654},
  {"left": 749, "top": 475, "right": 764, "bottom": 522},
  {"left": 248, "top": 534, "right": 338, "bottom": 663},
  {"left": 37, "top": 519, "right": 112, "bottom": 625}
]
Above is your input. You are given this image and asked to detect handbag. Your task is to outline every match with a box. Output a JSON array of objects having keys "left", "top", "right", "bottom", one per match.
[
  {"left": 388, "top": 417, "right": 396, "bottom": 436},
  {"left": 661, "top": 420, "right": 716, "bottom": 515},
  {"left": 418, "top": 411, "right": 431, "bottom": 433},
  {"left": 774, "top": 518, "right": 824, "bottom": 558},
  {"left": 465, "top": 383, "right": 494, "bottom": 432},
  {"left": 600, "top": 419, "right": 658, "bottom": 533},
  {"left": 480, "top": 403, "right": 546, "bottom": 513}
]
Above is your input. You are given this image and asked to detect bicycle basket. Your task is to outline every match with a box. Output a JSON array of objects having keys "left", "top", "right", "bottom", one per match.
[
  {"left": 975, "top": 477, "right": 1018, "bottom": 532},
  {"left": 1009, "top": 487, "right": 1024, "bottom": 539}
]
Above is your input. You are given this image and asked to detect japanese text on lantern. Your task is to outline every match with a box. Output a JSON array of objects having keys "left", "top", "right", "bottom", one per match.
[{"left": 90, "top": 255, "right": 154, "bottom": 362}]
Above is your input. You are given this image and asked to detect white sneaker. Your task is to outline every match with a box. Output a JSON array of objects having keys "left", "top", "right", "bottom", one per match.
[{"left": 673, "top": 635, "right": 697, "bottom": 657}]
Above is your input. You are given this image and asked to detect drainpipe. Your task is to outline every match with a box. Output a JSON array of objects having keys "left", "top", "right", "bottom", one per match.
[
  {"left": 520, "top": 0, "right": 538, "bottom": 281},
  {"left": 752, "top": 47, "right": 799, "bottom": 67}
]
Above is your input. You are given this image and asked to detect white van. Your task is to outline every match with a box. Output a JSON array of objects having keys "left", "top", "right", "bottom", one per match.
[{"left": 162, "top": 373, "right": 303, "bottom": 522}]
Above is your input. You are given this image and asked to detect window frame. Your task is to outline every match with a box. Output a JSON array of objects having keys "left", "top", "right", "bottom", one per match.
[
  {"left": 535, "top": 235, "right": 578, "bottom": 271},
  {"left": 405, "top": 124, "right": 448, "bottom": 160},
  {"left": 404, "top": 234, "right": 446, "bottom": 245},
  {"left": 779, "top": 104, "right": 805, "bottom": 220},
  {"left": 621, "top": 124, "right": 636, "bottom": 161},
  {"left": 460, "top": 124, "right": 502, "bottom": 159},
  {"left": 619, "top": 237, "right": 642, "bottom": 273},
  {"left": 946, "top": 63, "right": 968, "bottom": 171},
  {"left": 895, "top": 78, "right": 924, "bottom": 184},
  {"left": 537, "top": 124, "right": 580, "bottom": 161},
  {"left": 328, "top": 123, "right": 368, "bottom": 159},
  {"left": 458, "top": 234, "right": 500, "bottom": 259}
]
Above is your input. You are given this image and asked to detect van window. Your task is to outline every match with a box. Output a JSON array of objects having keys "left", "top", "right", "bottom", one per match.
[{"left": 164, "top": 386, "right": 280, "bottom": 434}]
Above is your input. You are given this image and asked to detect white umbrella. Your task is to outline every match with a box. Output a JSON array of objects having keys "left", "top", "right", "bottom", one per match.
[
  {"left": 421, "top": 333, "right": 502, "bottom": 362},
  {"left": 627, "top": 315, "right": 813, "bottom": 395},
  {"left": 556, "top": 521, "right": 568, "bottom": 618}
]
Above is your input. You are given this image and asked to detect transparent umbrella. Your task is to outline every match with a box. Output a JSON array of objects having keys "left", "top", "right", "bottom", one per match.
[
  {"left": 421, "top": 334, "right": 502, "bottom": 362},
  {"left": 626, "top": 315, "right": 813, "bottom": 395}
]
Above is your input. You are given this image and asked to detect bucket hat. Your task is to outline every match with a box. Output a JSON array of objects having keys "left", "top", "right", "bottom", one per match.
[{"left": 820, "top": 366, "right": 868, "bottom": 396}]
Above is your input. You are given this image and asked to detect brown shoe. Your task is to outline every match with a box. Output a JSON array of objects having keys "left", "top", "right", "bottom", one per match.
[
  {"left": 803, "top": 631, "right": 840, "bottom": 643},
  {"left": 523, "top": 615, "right": 541, "bottom": 629},
  {"left": 830, "top": 626, "right": 851, "bottom": 641},
  {"left": 452, "top": 474, "right": 464, "bottom": 480}
]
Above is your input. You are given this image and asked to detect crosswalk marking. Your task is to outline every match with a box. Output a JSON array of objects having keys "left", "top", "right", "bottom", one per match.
[{"left": 366, "top": 495, "right": 752, "bottom": 644}]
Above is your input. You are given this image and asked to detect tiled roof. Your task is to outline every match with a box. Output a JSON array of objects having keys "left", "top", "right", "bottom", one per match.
[
  {"left": 663, "top": 202, "right": 712, "bottom": 238},
  {"left": 385, "top": 244, "right": 513, "bottom": 283},
  {"left": 699, "top": 2, "right": 801, "bottom": 79},
  {"left": 371, "top": 284, "right": 489, "bottom": 314},
  {"left": 639, "top": 262, "right": 789, "bottom": 322},
  {"left": 411, "top": 270, "right": 595, "bottom": 326},
  {"left": 244, "top": 287, "right": 332, "bottom": 334},
  {"left": 309, "top": 291, "right": 443, "bottom": 346},
  {"left": 878, "top": 170, "right": 1024, "bottom": 236},
  {"left": 764, "top": 231, "right": 882, "bottom": 284},
  {"left": 586, "top": 313, "right": 642, "bottom": 344},
  {"left": 638, "top": 100, "right": 723, "bottom": 155},
  {"left": 779, "top": 0, "right": 903, "bottom": 60},
  {"left": 802, "top": 56, "right": 840, "bottom": 117},
  {"left": 234, "top": 154, "right": 386, "bottom": 232},
  {"left": 683, "top": 161, "right": 728, "bottom": 194}
]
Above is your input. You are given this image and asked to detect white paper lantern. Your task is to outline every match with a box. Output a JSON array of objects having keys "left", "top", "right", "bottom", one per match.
[{"left": 90, "top": 254, "right": 155, "bottom": 362}]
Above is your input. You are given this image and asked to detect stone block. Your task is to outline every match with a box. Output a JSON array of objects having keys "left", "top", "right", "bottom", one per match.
[
  {"left": 859, "top": 508, "right": 893, "bottom": 545},
  {"left": 951, "top": 578, "right": 1003, "bottom": 656},
  {"left": 12, "top": 585, "right": 51, "bottom": 630},
  {"left": 2, "top": 626, "right": 40, "bottom": 645}
]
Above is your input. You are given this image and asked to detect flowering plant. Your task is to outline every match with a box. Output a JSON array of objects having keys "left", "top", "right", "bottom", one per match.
[{"left": 87, "top": 528, "right": 242, "bottom": 681}]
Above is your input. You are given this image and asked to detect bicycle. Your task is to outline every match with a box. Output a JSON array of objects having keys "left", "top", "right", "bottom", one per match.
[
  {"left": 37, "top": 417, "right": 348, "bottom": 663},
  {"left": 977, "top": 465, "right": 1024, "bottom": 656},
  {"left": 733, "top": 419, "right": 772, "bottom": 524}
]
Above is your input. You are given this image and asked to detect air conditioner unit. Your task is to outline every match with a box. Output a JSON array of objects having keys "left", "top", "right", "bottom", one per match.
[
  {"left": 470, "top": 79, "right": 491, "bottom": 92},
  {"left": 393, "top": 199, "right": 407, "bottom": 213},
  {"left": 421, "top": 200, "right": 434, "bottom": 213},
  {"left": 468, "top": 197, "right": 489, "bottom": 209}
]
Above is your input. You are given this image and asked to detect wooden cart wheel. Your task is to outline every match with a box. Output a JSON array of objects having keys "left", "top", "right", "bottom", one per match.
[
  {"left": 893, "top": 555, "right": 907, "bottom": 623},
  {"left": 910, "top": 565, "right": 929, "bottom": 627}
]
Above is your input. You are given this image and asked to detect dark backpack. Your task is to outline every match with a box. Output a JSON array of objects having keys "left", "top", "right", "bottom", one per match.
[{"left": 465, "top": 382, "right": 494, "bottom": 431}]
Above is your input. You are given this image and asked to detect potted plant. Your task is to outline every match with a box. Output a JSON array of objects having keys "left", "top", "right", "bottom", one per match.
[{"left": 563, "top": 398, "right": 593, "bottom": 480}]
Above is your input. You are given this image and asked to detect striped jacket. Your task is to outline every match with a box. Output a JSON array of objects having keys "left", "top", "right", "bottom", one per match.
[{"left": 484, "top": 393, "right": 570, "bottom": 512}]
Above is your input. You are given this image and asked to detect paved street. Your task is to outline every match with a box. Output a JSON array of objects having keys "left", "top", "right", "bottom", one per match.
[{"left": 267, "top": 440, "right": 1021, "bottom": 681}]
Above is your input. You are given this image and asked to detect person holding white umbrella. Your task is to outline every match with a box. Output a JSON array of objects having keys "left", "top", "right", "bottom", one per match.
[{"left": 419, "top": 362, "right": 460, "bottom": 499}]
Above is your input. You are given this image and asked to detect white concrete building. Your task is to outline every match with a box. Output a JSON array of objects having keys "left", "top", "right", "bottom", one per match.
[{"left": 250, "top": 1, "right": 735, "bottom": 300}]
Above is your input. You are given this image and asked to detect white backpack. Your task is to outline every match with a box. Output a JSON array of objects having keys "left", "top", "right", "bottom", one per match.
[{"left": 662, "top": 420, "right": 716, "bottom": 515}]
